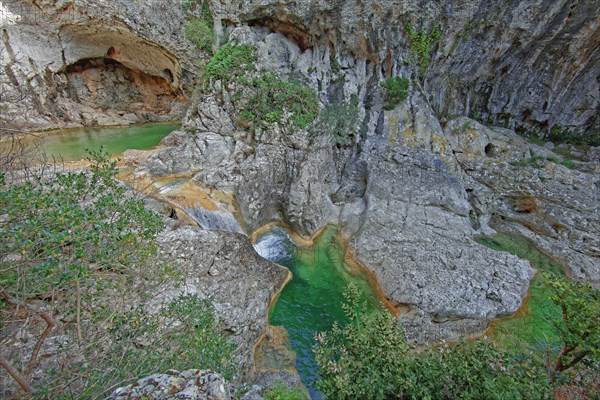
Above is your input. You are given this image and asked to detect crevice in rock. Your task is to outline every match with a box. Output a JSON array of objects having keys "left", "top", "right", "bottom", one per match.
[{"left": 248, "top": 17, "right": 311, "bottom": 51}]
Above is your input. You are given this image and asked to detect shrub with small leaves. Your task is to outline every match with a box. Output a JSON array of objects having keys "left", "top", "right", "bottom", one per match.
[
  {"left": 406, "top": 24, "right": 441, "bottom": 77},
  {"left": 205, "top": 43, "right": 256, "bottom": 84},
  {"left": 382, "top": 77, "right": 409, "bottom": 111}
]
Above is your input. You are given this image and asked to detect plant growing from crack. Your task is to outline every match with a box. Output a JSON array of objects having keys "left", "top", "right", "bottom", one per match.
[{"left": 405, "top": 24, "right": 441, "bottom": 79}]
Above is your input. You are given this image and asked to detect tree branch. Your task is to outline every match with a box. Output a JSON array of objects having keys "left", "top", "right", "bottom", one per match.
[
  {"left": 1, "top": 289, "right": 57, "bottom": 378},
  {"left": 0, "top": 355, "right": 35, "bottom": 393}
]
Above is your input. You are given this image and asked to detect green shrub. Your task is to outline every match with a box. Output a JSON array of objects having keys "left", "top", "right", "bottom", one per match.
[
  {"left": 548, "top": 124, "right": 600, "bottom": 146},
  {"left": 382, "top": 77, "right": 409, "bottom": 110},
  {"left": 184, "top": 17, "right": 214, "bottom": 53},
  {"left": 183, "top": 1, "right": 214, "bottom": 53},
  {"left": 313, "top": 283, "right": 409, "bottom": 399},
  {"left": 264, "top": 382, "right": 307, "bottom": 400},
  {"left": 239, "top": 73, "right": 318, "bottom": 130},
  {"left": 0, "top": 150, "right": 237, "bottom": 396},
  {"left": 320, "top": 95, "right": 360, "bottom": 145},
  {"left": 205, "top": 43, "right": 256, "bottom": 83},
  {"left": 204, "top": 43, "right": 318, "bottom": 130},
  {"left": 544, "top": 273, "right": 600, "bottom": 381},
  {"left": 405, "top": 24, "right": 441, "bottom": 77},
  {"left": 313, "top": 284, "right": 551, "bottom": 400},
  {"left": 410, "top": 340, "right": 550, "bottom": 400}
]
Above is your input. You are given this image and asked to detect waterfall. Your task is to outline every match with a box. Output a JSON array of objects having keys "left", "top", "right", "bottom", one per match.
[
  {"left": 253, "top": 227, "right": 295, "bottom": 264},
  {"left": 185, "top": 205, "right": 244, "bottom": 233}
]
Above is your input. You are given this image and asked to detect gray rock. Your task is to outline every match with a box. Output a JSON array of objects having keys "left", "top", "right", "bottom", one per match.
[
  {"left": 152, "top": 226, "right": 289, "bottom": 379},
  {"left": 135, "top": 24, "right": 598, "bottom": 345},
  {"left": 107, "top": 369, "right": 234, "bottom": 400}
]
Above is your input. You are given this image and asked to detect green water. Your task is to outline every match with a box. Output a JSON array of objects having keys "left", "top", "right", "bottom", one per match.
[
  {"left": 33, "top": 123, "right": 180, "bottom": 161},
  {"left": 255, "top": 226, "right": 382, "bottom": 397},
  {"left": 475, "top": 233, "right": 564, "bottom": 349}
]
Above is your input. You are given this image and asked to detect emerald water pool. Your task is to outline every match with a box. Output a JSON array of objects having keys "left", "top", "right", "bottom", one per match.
[
  {"left": 31, "top": 122, "right": 180, "bottom": 161},
  {"left": 254, "top": 226, "right": 382, "bottom": 398},
  {"left": 476, "top": 233, "right": 564, "bottom": 349}
]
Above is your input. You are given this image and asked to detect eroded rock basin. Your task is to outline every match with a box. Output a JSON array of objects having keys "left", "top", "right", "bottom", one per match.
[{"left": 254, "top": 226, "right": 385, "bottom": 398}]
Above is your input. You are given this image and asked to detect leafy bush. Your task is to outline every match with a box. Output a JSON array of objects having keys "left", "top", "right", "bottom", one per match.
[
  {"left": 239, "top": 73, "right": 318, "bottom": 130},
  {"left": 183, "top": 1, "right": 214, "bottom": 53},
  {"left": 319, "top": 95, "right": 360, "bottom": 146},
  {"left": 184, "top": 17, "right": 214, "bottom": 53},
  {"left": 407, "top": 340, "right": 550, "bottom": 400},
  {"left": 264, "top": 382, "right": 308, "bottom": 400},
  {"left": 0, "top": 149, "right": 163, "bottom": 314},
  {"left": 544, "top": 273, "right": 600, "bottom": 381},
  {"left": 405, "top": 24, "right": 441, "bottom": 77},
  {"left": 205, "top": 43, "right": 256, "bottom": 84},
  {"left": 313, "top": 283, "right": 409, "bottom": 399},
  {"left": 313, "top": 284, "right": 551, "bottom": 400},
  {"left": 382, "top": 77, "right": 409, "bottom": 110},
  {"left": 0, "top": 150, "right": 236, "bottom": 397},
  {"left": 204, "top": 43, "right": 318, "bottom": 131}
]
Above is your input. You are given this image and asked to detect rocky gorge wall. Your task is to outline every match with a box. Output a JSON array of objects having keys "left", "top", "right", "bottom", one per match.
[
  {"left": 212, "top": 0, "right": 600, "bottom": 137},
  {"left": 135, "top": 21, "right": 599, "bottom": 344},
  {"left": 2, "top": 0, "right": 598, "bottom": 376},
  {"left": 0, "top": 0, "right": 197, "bottom": 129}
]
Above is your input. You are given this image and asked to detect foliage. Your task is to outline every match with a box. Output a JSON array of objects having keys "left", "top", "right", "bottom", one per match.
[
  {"left": 240, "top": 73, "right": 319, "bottom": 129},
  {"left": 0, "top": 150, "right": 236, "bottom": 397},
  {"left": 382, "top": 77, "right": 409, "bottom": 111},
  {"left": 548, "top": 124, "right": 600, "bottom": 147},
  {"left": 264, "top": 382, "right": 308, "bottom": 400},
  {"left": 511, "top": 153, "right": 576, "bottom": 169},
  {"left": 546, "top": 156, "right": 576, "bottom": 169},
  {"left": 205, "top": 43, "right": 256, "bottom": 84},
  {"left": 408, "top": 340, "right": 550, "bottom": 400},
  {"left": 204, "top": 43, "right": 318, "bottom": 131},
  {"left": 314, "top": 285, "right": 408, "bottom": 399},
  {"left": 0, "top": 149, "right": 163, "bottom": 302},
  {"left": 405, "top": 24, "right": 441, "bottom": 77},
  {"left": 319, "top": 95, "right": 359, "bottom": 145},
  {"left": 313, "top": 284, "right": 551, "bottom": 400},
  {"left": 544, "top": 273, "right": 600, "bottom": 380},
  {"left": 183, "top": 1, "right": 214, "bottom": 53},
  {"left": 184, "top": 17, "right": 214, "bottom": 53}
]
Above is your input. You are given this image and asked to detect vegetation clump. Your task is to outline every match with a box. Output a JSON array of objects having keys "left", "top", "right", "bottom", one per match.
[
  {"left": 205, "top": 44, "right": 318, "bottom": 130},
  {"left": 0, "top": 150, "right": 235, "bottom": 396},
  {"left": 382, "top": 77, "right": 410, "bottom": 110},
  {"left": 205, "top": 42, "right": 257, "bottom": 83},
  {"left": 319, "top": 95, "right": 360, "bottom": 145},
  {"left": 314, "top": 280, "right": 599, "bottom": 399},
  {"left": 405, "top": 24, "right": 441, "bottom": 77},
  {"left": 264, "top": 382, "right": 308, "bottom": 400},
  {"left": 182, "top": 0, "right": 214, "bottom": 53},
  {"left": 240, "top": 73, "right": 319, "bottom": 129}
]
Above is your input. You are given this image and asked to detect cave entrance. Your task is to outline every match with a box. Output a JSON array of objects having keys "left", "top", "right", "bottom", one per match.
[{"left": 63, "top": 57, "right": 183, "bottom": 122}]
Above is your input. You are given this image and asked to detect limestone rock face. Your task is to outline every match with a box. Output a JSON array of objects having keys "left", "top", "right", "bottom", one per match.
[
  {"left": 5, "top": 0, "right": 598, "bottom": 135},
  {"left": 138, "top": 19, "right": 600, "bottom": 343},
  {"left": 107, "top": 369, "right": 263, "bottom": 400},
  {"left": 154, "top": 226, "right": 289, "bottom": 378},
  {"left": 212, "top": 0, "right": 599, "bottom": 136},
  {"left": 0, "top": 0, "right": 194, "bottom": 129}
]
